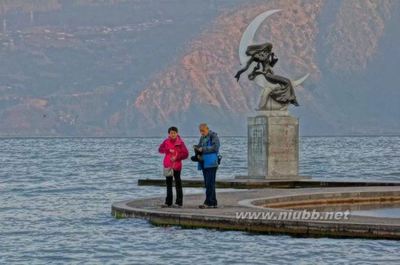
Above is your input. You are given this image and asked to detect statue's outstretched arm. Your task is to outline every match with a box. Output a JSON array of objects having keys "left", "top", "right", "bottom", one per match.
[{"left": 235, "top": 58, "right": 254, "bottom": 81}]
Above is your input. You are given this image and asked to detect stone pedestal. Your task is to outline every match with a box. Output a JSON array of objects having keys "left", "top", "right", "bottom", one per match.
[{"left": 242, "top": 111, "right": 302, "bottom": 180}]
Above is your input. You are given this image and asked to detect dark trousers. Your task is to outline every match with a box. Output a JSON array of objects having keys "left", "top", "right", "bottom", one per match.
[
  {"left": 202, "top": 167, "right": 217, "bottom": 206},
  {"left": 165, "top": 170, "right": 183, "bottom": 206}
]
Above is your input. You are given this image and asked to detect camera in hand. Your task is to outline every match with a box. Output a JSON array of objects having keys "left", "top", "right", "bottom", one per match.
[{"left": 190, "top": 145, "right": 203, "bottom": 162}]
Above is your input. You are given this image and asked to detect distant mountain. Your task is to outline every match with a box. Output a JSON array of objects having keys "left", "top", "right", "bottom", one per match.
[
  {"left": 0, "top": 0, "right": 399, "bottom": 136},
  {"left": 134, "top": 0, "right": 400, "bottom": 136}
]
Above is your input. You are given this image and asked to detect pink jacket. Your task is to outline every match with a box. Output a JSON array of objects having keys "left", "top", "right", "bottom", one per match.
[{"left": 158, "top": 135, "right": 189, "bottom": 171}]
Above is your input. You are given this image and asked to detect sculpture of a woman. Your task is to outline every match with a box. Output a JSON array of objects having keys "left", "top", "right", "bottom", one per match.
[{"left": 235, "top": 42, "right": 299, "bottom": 109}]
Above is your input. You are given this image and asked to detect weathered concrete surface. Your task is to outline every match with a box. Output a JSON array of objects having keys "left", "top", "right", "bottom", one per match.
[
  {"left": 247, "top": 114, "right": 300, "bottom": 179},
  {"left": 138, "top": 178, "right": 400, "bottom": 189},
  {"left": 112, "top": 186, "right": 400, "bottom": 239}
]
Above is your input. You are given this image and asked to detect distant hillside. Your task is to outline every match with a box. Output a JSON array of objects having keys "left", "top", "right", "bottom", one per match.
[
  {"left": 0, "top": 0, "right": 242, "bottom": 136},
  {"left": 134, "top": 0, "right": 400, "bottom": 136},
  {"left": 0, "top": 0, "right": 399, "bottom": 136}
]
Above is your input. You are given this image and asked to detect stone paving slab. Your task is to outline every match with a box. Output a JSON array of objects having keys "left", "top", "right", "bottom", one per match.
[{"left": 112, "top": 186, "right": 400, "bottom": 239}]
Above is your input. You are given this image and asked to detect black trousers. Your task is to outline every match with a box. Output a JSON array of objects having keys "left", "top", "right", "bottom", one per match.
[
  {"left": 165, "top": 170, "right": 183, "bottom": 206},
  {"left": 202, "top": 167, "right": 217, "bottom": 206}
]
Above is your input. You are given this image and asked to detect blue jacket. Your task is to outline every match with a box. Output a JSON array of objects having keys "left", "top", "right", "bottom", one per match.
[{"left": 197, "top": 130, "right": 220, "bottom": 170}]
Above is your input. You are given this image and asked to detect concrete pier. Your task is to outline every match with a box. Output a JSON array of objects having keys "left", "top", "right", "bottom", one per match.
[
  {"left": 112, "top": 186, "right": 400, "bottom": 239},
  {"left": 137, "top": 178, "right": 400, "bottom": 189}
]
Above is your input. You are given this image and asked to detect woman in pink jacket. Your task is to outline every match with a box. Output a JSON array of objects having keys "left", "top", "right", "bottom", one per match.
[{"left": 158, "top": 126, "right": 189, "bottom": 208}]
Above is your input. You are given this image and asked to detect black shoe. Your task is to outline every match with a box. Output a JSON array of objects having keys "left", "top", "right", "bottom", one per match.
[{"left": 198, "top": 204, "right": 208, "bottom": 209}]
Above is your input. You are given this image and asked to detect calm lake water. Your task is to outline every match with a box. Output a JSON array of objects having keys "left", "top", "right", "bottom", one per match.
[{"left": 1, "top": 136, "right": 399, "bottom": 264}]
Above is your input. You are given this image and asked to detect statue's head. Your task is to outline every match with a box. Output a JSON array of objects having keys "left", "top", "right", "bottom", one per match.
[
  {"left": 264, "top": 43, "right": 273, "bottom": 52},
  {"left": 245, "top": 42, "right": 273, "bottom": 56}
]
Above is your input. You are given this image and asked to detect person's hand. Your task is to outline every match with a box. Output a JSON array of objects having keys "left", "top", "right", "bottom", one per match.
[
  {"left": 169, "top": 149, "right": 174, "bottom": 153},
  {"left": 198, "top": 147, "right": 203, "bottom": 152},
  {"left": 171, "top": 157, "right": 176, "bottom": 162},
  {"left": 234, "top": 73, "right": 240, "bottom": 82}
]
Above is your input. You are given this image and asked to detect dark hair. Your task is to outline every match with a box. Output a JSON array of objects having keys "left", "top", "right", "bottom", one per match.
[{"left": 168, "top": 126, "right": 178, "bottom": 133}]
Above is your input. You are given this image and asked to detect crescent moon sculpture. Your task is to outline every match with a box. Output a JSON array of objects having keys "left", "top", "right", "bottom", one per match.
[{"left": 237, "top": 9, "right": 310, "bottom": 111}]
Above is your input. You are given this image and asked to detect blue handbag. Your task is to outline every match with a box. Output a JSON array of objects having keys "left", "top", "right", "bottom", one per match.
[{"left": 203, "top": 152, "right": 218, "bottom": 168}]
